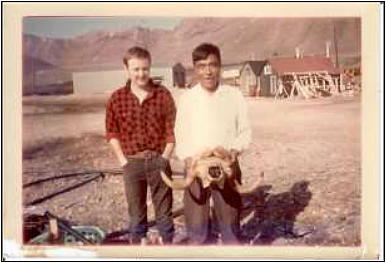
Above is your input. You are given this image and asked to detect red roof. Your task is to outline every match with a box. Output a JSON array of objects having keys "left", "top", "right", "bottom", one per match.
[{"left": 268, "top": 56, "right": 341, "bottom": 75}]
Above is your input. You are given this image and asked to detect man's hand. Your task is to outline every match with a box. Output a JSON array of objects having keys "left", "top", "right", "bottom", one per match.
[
  {"left": 120, "top": 158, "right": 128, "bottom": 168},
  {"left": 184, "top": 157, "right": 194, "bottom": 170},
  {"left": 109, "top": 138, "right": 129, "bottom": 168}
]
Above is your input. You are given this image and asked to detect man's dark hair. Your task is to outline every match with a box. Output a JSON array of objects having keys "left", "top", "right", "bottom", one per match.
[
  {"left": 123, "top": 46, "right": 151, "bottom": 67},
  {"left": 192, "top": 43, "right": 221, "bottom": 65}
]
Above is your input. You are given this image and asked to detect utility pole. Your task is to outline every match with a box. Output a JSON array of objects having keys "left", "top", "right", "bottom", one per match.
[
  {"left": 333, "top": 23, "right": 339, "bottom": 68},
  {"left": 333, "top": 22, "right": 340, "bottom": 92},
  {"left": 32, "top": 56, "right": 35, "bottom": 95}
]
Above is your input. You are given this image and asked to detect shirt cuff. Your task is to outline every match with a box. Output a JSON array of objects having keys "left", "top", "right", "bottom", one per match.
[
  {"left": 165, "top": 134, "right": 176, "bottom": 143},
  {"left": 106, "top": 132, "right": 119, "bottom": 142}
]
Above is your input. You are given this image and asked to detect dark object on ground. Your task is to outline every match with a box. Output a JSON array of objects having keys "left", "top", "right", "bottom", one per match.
[{"left": 26, "top": 211, "right": 105, "bottom": 245}]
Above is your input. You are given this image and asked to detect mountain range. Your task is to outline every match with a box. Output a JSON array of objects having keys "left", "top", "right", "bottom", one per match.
[{"left": 23, "top": 17, "right": 361, "bottom": 73}]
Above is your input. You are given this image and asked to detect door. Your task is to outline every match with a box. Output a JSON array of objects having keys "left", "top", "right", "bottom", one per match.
[{"left": 270, "top": 75, "right": 277, "bottom": 96}]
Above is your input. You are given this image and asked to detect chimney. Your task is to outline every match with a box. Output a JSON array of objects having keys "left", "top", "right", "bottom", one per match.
[
  {"left": 295, "top": 47, "right": 300, "bottom": 59},
  {"left": 326, "top": 41, "right": 331, "bottom": 58}
]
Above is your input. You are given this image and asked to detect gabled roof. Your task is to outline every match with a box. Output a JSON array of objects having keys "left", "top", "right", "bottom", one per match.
[
  {"left": 267, "top": 56, "right": 341, "bottom": 75},
  {"left": 241, "top": 60, "right": 267, "bottom": 76}
]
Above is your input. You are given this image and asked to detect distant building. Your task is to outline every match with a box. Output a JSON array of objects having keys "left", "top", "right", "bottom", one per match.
[
  {"left": 150, "top": 62, "right": 186, "bottom": 88},
  {"left": 342, "top": 66, "right": 361, "bottom": 90},
  {"left": 172, "top": 57, "right": 341, "bottom": 98},
  {"left": 184, "top": 67, "right": 196, "bottom": 88},
  {"left": 262, "top": 55, "right": 342, "bottom": 97},
  {"left": 72, "top": 63, "right": 186, "bottom": 94},
  {"left": 72, "top": 69, "right": 125, "bottom": 94},
  {"left": 239, "top": 61, "right": 267, "bottom": 96},
  {"left": 221, "top": 63, "right": 243, "bottom": 87}
]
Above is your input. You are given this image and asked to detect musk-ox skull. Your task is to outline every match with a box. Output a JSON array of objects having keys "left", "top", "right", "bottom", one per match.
[{"left": 160, "top": 147, "right": 264, "bottom": 194}]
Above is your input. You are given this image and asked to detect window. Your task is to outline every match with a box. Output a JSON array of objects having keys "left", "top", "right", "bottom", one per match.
[{"left": 264, "top": 64, "right": 272, "bottom": 75}]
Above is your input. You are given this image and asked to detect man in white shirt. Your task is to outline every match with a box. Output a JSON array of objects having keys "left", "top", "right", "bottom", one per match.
[{"left": 175, "top": 43, "right": 252, "bottom": 244}]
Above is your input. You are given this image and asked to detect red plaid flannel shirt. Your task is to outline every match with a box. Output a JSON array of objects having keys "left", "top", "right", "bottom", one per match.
[{"left": 105, "top": 81, "right": 176, "bottom": 156}]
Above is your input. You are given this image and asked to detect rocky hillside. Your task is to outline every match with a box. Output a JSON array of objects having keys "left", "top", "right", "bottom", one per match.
[{"left": 23, "top": 17, "right": 361, "bottom": 71}]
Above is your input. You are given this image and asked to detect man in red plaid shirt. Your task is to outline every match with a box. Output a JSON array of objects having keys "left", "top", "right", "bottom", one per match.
[{"left": 105, "top": 46, "right": 176, "bottom": 245}]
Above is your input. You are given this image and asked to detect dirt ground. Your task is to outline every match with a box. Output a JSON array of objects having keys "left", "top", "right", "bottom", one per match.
[{"left": 22, "top": 91, "right": 361, "bottom": 246}]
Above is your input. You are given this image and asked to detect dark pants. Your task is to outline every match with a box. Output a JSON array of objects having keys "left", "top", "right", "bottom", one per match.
[
  {"left": 122, "top": 156, "right": 174, "bottom": 243},
  {"left": 183, "top": 160, "right": 242, "bottom": 244}
]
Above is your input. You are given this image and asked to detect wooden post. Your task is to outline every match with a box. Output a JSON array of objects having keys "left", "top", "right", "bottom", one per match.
[
  {"left": 290, "top": 75, "right": 296, "bottom": 98},
  {"left": 314, "top": 75, "right": 319, "bottom": 90},
  {"left": 324, "top": 73, "right": 336, "bottom": 93},
  {"left": 340, "top": 73, "right": 344, "bottom": 91},
  {"left": 49, "top": 218, "right": 61, "bottom": 243},
  {"left": 333, "top": 78, "right": 339, "bottom": 93},
  {"left": 308, "top": 74, "right": 315, "bottom": 95}
]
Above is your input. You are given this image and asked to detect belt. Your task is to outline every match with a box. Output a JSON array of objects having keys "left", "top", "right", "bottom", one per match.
[{"left": 126, "top": 150, "right": 159, "bottom": 160}]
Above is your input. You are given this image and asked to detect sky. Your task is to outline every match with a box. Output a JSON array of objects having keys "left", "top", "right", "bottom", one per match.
[{"left": 23, "top": 16, "right": 183, "bottom": 39}]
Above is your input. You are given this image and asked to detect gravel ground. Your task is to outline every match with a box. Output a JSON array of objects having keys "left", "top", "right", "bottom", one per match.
[{"left": 22, "top": 92, "right": 361, "bottom": 246}]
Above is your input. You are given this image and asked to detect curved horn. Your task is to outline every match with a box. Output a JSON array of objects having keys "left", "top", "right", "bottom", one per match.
[
  {"left": 232, "top": 172, "right": 264, "bottom": 194},
  {"left": 160, "top": 170, "right": 196, "bottom": 190}
]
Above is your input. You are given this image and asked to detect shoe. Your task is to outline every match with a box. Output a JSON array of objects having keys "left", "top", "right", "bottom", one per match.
[
  {"left": 130, "top": 236, "right": 148, "bottom": 245},
  {"left": 140, "top": 237, "right": 149, "bottom": 246},
  {"left": 160, "top": 236, "right": 173, "bottom": 245}
]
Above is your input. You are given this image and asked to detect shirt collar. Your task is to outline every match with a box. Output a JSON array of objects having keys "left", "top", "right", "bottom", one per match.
[
  {"left": 196, "top": 82, "right": 225, "bottom": 97},
  {"left": 126, "top": 79, "right": 158, "bottom": 100}
]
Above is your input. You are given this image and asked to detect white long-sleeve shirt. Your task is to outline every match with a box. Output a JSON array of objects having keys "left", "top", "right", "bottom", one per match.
[{"left": 175, "top": 83, "right": 252, "bottom": 160}]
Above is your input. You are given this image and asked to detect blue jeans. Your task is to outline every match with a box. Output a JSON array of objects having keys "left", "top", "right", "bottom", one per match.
[{"left": 122, "top": 156, "right": 174, "bottom": 243}]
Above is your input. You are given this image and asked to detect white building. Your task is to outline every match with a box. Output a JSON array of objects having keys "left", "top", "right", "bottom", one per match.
[{"left": 72, "top": 63, "right": 185, "bottom": 94}]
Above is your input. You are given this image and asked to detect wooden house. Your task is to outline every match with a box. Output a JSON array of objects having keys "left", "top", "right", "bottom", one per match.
[
  {"left": 262, "top": 55, "right": 342, "bottom": 98},
  {"left": 239, "top": 61, "right": 267, "bottom": 96}
]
